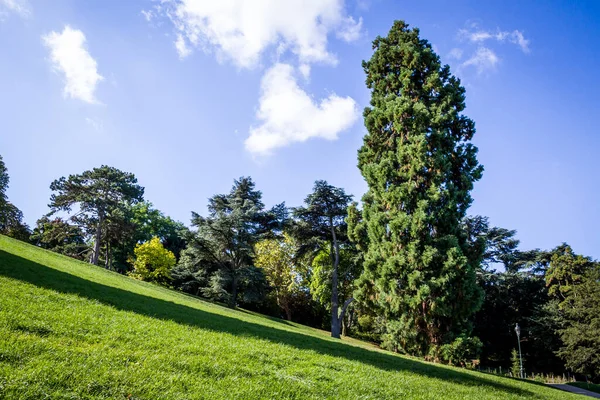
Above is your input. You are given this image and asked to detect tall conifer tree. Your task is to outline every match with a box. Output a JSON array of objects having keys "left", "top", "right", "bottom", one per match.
[{"left": 352, "top": 21, "right": 484, "bottom": 356}]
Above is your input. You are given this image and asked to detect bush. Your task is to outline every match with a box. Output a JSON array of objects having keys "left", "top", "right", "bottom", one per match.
[
  {"left": 129, "top": 237, "right": 176, "bottom": 285},
  {"left": 440, "top": 336, "right": 483, "bottom": 367}
]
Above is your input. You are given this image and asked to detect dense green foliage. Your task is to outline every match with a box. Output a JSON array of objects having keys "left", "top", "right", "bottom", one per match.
[
  {"left": 0, "top": 155, "right": 29, "bottom": 240},
  {"left": 545, "top": 246, "right": 600, "bottom": 380},
  {"left": 254, "top": 234, "right": 301, "bottom": 320},
  {"left": 0, "top": 155, "right": 7, "bottom": 212},
  {"left": 30, "top": 216, "right": 88, "bottom": 260},
  {"left": 177, "top": 177, "right": 285, "bottom": 308},
  {"left": 352, "top": 20, "right": 484, "bottom": 356},
  {"left": 0, "top": 235, "right": 582, "bottom": 399}
]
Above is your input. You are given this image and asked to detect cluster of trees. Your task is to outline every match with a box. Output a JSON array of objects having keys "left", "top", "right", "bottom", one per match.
[
  {"left": 0, "top": 156, "right": 31, "bottom": 241},
  {"left": 1, "top": 20, "right": 598, "bottom": 382}
]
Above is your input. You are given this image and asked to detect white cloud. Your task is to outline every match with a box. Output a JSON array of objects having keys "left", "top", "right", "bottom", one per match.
[
  {"left": 141, "top": 9, "right": 154, "bottom": 22},
  {"left": 459, "top": 27, "right": 530, "bottom": 53},
  {"left": 510, "top": 30, "right": 530, "bottom": 53},
  {"left": 159, "top": 0, "right": 362, "bottom": 67},
  {"left": 175, "top": 33, "right": 191, "bottom": 59},
  {"left": 337, "top": 16, "right": 363, "bottom": 42},
  {"left": 0, "top": 0, "right": 30, "bottom": 18},
  {"left": 42, "top": 26, "right": 103, "bottom": 104},
  {"left": 299, "top": 63, "right": 311, "bottom": 80},
  {"left": 461, "top": 47, "right": 499, "bottom": 73},
  {"left": 245, "top": 63, "right": 358, "bottom": 155}
]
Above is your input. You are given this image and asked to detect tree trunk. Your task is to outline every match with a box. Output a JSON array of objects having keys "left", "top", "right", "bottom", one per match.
[
  {"left": 229, "top": 274, "right": 238, "bottom": 309},
  {"left": 91, "top": 218, "right": 102, "bottom": 265},
  {"left": 285, "top": 305, "right": 292, "bottom": 321},
  {"left": 330, "top": 218, "right": 341, "bottom": 338},
  {"left": 339, "top": 297, "right": 354, "bottom": 337},
  {"left": 104, "top": 242, "right": 110, "bottom": 269}
]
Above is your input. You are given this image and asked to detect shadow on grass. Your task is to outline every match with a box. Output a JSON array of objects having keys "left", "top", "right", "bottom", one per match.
[{"left": 0, "top": 249, "right": 538, "bottom": 397}]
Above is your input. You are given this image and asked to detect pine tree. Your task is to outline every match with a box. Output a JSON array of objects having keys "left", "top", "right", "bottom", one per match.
[
  {"left": 352, "top": 21, "right": 484, "bottom": 356},
  {"left": 48, "top": 166, "right": 144, "bottom": 266},
  {"left": 182, "top": 177, "right": 286, "bottom": 308}
]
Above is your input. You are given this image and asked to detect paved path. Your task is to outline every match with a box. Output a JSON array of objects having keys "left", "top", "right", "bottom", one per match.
[{"left": 548, "top": 384, "right": 600, "bottom": 398}]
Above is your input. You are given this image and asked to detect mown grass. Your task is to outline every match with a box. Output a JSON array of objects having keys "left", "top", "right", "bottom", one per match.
[
  {"left": 569, "top": 382, "right": 600, "bottom": 394},
  {"left": 0, "top": 235, "right": 578, "bottom": 399}
]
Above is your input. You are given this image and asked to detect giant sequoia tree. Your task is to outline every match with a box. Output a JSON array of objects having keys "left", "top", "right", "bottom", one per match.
[{"left": 352, "top": 21, "right": 484, "bottom": 356}]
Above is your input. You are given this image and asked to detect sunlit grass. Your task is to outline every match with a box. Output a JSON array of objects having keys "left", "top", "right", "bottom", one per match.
[{"left": 0, "top": 235, "right": 578, "bottom": 399}]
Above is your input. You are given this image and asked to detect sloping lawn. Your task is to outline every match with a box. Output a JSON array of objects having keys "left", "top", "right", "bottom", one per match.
[{"left": 0, "top": 235, "right": 577, "bottom": 399}]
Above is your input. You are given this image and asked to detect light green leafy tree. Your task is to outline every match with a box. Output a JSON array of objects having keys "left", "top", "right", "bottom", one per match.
[
  {"left": 129, "top": 237, "right": 176, "bottom": 285},
  {"left": 254, "top": 234, "right": 301, "bottom": 320}
]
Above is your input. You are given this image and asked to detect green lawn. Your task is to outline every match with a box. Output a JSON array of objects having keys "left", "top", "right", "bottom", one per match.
[
  {"left": 0, "top": 235, "right": 578, "bottom": 399},
  {"left": 569, "top": 382, "right": 600, "bottom": 394}
]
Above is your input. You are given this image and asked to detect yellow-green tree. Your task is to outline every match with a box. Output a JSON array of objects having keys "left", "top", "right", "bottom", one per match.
[
  {"left": 129, "top": 237, "right": 175, "bottom": 285},
  {"left": 254, "top": 234, "right": 299, "bottom": 320}
]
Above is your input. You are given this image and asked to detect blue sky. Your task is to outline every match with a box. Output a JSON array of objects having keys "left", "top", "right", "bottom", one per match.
[{"left": 1, "top": 0, "right": 599, "bottom": 259}]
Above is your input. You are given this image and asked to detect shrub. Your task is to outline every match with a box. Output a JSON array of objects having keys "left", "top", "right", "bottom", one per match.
[
  {"left": 440, "top": 336, "right": 483, "bottom": 367},
  {"left": 129, "top": 237, "right": 175, "bottom": 285}
]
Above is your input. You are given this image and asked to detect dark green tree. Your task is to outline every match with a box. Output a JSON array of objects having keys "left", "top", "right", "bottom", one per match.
[
  {"left": 545, "top": 243, "right": 594, "bottom": 309},
  {"left": 0, "top": 155, "right": 30, "bottom": 241},
  {"left": 128, "top": 201, "right": 188, "bottom": 259},
  {"left": 48, "top": 165, "right": 144, "bottom": 265},
  {"left": 462, "top": 216, "right": 521, "bottom": 272},
  {"left": 352, "top": 21, "right": 484, "bottom": 355},
  {"left": 31, "top": 216, "right": 88, "bottom": 259},
  {"left": 556, "top": 266, "right": 600, "bottom": 380},
  {"left": 105, "top": 202, "right": 188, "bottom": 272},
  {"left": 0, "top": 202, "right": 30, "bottom": 241},
  {"left": 292, "top": 180, "right": 353, "bottom": 339},
  {"left": 0, "top": 155, "right": 8, "bottom": 213},
  {"left": 180, "top": 177, "right": 285, "bottom": 308},
  {"left": 542, "top": 244, "right": 600, "bottom": 379}
]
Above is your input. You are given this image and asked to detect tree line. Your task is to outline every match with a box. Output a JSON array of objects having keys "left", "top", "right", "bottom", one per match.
[{"left": 0, "top": 20, "right": 598, "bottom": 382}]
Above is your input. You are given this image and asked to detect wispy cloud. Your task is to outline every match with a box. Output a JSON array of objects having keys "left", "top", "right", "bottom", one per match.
[
  {"left": 461, "top": 47, "right": 499, "bottom": 74},
  {"left": 85, "top": 117, "right": 103, "bottom": 132},
  {"left": 448, "top": 48, "right": 463, "bottom": 60},
  {"left": 459, "top": 26, "right": 530, "bottom": 53},
  {"left": 42, "top": 26, "right": 103, "bottom": 104},
  {"left": 452, "top": 23, "right": 530, "bottom": 74},
  {"left": 0, "top": 0, "right": 30, "bottom": 19}
]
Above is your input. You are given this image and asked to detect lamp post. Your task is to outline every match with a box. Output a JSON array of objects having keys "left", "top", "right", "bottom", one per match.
[{"left": 515, "top": 323, "right": 524, "bottom": 379}]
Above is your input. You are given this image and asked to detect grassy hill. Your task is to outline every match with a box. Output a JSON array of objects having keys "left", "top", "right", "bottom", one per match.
[{"left": 0, "top": 235, "right": 578, "bottom": 399}]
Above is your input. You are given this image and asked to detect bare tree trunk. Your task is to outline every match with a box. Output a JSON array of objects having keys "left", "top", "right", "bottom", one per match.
[
  {"left": 338, "top": 297, "right": 354, "bottom": 337},
  {"left": 91, "top": 218, "right": 102, "bottom": 265},
  {"left": 229, "top": 274, "right": 238, "bottom": 309},
  {"left": 285, "top": 305, "right": 292, "bottom": 321},
  {"left": 330, "top": 218, "right": 341, "bottom": 338},
  {"left": 104, "top": 242, "right": 110, "bottom": 269}
]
